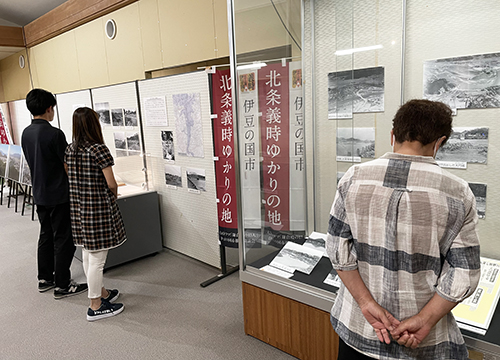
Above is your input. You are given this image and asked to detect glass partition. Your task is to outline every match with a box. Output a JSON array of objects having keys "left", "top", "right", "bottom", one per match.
[
  {"left": 232, "top": 0, "right": 308, "bottom": 277},
  {"left": 232, "top": 0, "right": 500, "bottom": 353}
]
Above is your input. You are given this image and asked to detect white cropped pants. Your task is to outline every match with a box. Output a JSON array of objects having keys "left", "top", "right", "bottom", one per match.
[{"left": 82, "top": 248, "right": 109, "bottom": 299}]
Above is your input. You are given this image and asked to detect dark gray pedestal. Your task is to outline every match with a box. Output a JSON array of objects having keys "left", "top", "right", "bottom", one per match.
[{"left": 75, "top": 190, "right": 163, "bottom": 269}]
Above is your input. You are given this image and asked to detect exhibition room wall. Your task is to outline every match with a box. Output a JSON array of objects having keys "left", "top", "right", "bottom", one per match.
[
  {"left": 0, "top": 0, "right": 299, "bottom": 103},
  {"left": 0, "top": 0, "right": 301, "bottom": 269},
  {"left": 304, "top": 0, "right": 500, "bottom": 260}
]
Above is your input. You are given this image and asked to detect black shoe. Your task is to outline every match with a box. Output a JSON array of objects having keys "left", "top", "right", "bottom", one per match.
[
  {"left": 54, "top": 281, "right": 88, "bottom": 299},
  {"left": 103, "top": 289, "right": 119, "bottom": 303},
  {"left": 87, "top": 299, "right": 124, "bottom": 321},
  {"left": 38, "top": 280, "right": 55, "bottom": 293}
]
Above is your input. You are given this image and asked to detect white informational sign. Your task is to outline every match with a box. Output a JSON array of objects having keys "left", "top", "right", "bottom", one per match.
[
  {"left": 144, "top": 96, "right": 168, "bottom": 127},
  {"left": 289, "top": 61, "right": 306, "bottom": 231},
  {"left": 260, "top": 265, "right": 294, "bottom": 279},
  {"left": 238, "top": 69, "right": 261, "bottom": 229},
  {"left": 324, "top": 271, "right": 342, "bottom": 288},
  {"left": 269, "top": 241, "right": 324, "bottom": 275},
  {"left": 337, "top": 156, "right": 361, "bottom": 163},
  {"left": 453, "top": 257, "right": 500, "bottom": 335},
  {"left": 436, "top": 161, "right": 467, "bottom": 169}
]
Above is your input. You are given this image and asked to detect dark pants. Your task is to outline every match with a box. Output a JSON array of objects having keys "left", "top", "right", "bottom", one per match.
[
  {"left": 338, "top": 338, "right": 375, "bottom": 360},
  {"left": 36, "top": 202, "right": 75, "bottom": 289}
]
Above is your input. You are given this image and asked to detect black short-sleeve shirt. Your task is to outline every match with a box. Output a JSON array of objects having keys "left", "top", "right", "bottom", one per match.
[{"left": 21, "top": 119, "right": 69, "bottom": 206}]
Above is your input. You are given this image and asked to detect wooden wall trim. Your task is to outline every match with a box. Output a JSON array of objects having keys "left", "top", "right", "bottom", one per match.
[
  {"left": 0, "top": 26, "right": 24, "bottom": 47},
  {"left": 23, "top": 0, "right": 138, "bottom": 48}
]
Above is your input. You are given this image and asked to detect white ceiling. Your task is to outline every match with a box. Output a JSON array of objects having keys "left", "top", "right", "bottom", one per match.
[{"left": 0, "top": 0, "right": 69, "bottom": 60}]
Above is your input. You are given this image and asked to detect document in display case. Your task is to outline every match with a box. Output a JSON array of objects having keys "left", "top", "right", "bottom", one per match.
[{"left": 453, "top": 257, "right": 500, "bottom": 335}]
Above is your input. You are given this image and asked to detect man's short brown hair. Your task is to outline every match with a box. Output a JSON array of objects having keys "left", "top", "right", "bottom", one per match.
[{"left": 392, "top": 99, "right": 453, "bottom": 146}]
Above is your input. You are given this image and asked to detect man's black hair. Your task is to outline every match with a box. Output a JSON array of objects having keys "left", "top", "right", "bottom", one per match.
[{"left": 26, "top": 88, "right": 57, "bottom": 116}]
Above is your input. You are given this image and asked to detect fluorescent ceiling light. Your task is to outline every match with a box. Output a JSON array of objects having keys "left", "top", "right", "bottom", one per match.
[
  {"left": 335, "top": 45, "right": 383, "bottom": 56},
  {"left": 237, "top": 62, "right": 267, "bottom": 70}
]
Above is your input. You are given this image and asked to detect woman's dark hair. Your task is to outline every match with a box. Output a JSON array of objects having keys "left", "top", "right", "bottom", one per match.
[
  {"left": 26, "top": 88, "right": 57, "bottom": 116},
  {"left": 392, "top": 99, "right": 453, "bottom": 146},
  {"left": 72, "top": 107, "right": 105, "bottom": 151}
]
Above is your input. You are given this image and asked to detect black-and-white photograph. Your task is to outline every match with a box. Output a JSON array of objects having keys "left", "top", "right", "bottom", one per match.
[
  {"left": 165, "top": 164, "right": 182, "bottom": 187},
  {"left": 328, "top": 66, "right": 384, "bottom": 119},
  {"left": 161, "top": 131, "right": 175, "bottom": 161},
  {"left": 436, "top": 127, "right": 488, "bottom": 164},
  {"left": 20, "top": 155, "right": 31, "bottom": 185},
  {"left": 323, "top": 270, "right": 341, "bottom": 288},
  {"left": 124, "top": 108, "right": 138, "bottom": 127},
  {"left": 424, "top": 52, "right": 500, "bottom": 110},
  {"left": 95, "top": 102, "right": 111, "bottom": 125},
  {"left": 0, "top": 144, "right": 8, "bottom": 177},
  {"left": 269, "top": 241, "right": 324, "bottom": 275},
  {"left": 469, "top": 182, "right": 487, "bottom": 219},
  {"left": 114, "top": 132, "right": 126, "bottom": 150},
  {"left": 186, "top": 168, "right": 206, "bottom": 192},
  {"left": 7, "top": 145, "right": 22, "bottom": 182},
  {"left": 303, "top": 238, "right": 326, "bottom": 256},
  {"left": 337, "top": 127, "right": 375, "bottom": 158},
  {"left": 116, "top": 150, "right": 128, "bottom": 158},
  {"left": 111, "top": 108, "right": 124, "bottom": 127},
  {"left": 126, "top": 132, "right": 141, "bottom": 152}
]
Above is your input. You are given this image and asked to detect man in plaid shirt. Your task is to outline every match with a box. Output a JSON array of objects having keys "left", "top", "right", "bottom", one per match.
[{"left": 326, "top": 99, "right": 480, "bottom": 359}]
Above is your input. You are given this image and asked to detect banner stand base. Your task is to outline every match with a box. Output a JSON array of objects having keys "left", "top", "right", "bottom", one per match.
[{"left": 200, "top": 265, "right": 239, "bottom": 288}]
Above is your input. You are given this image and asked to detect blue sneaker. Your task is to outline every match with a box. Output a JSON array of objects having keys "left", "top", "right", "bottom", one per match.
[
  {"left": 103, "top": 289, "right": 119, "bottom": 303},
  {"left": 87, "top": 299, "right": 124, "bottom": 322}
]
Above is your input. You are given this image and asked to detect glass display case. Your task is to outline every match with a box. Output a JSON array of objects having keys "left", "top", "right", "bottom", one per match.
[{"left": 231, "top": 0, "right": 500, "bottom": 357}]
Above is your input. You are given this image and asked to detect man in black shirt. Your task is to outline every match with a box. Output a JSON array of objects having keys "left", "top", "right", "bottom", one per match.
[{"left": 22, "top": 89, "right": 87, "bottom": 299}]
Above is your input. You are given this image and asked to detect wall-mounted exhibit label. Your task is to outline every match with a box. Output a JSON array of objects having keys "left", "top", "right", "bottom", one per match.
[
  {"left": 337, "top": 156, "right": 361, "bottom": 163},
  {"left": 436, "top": 161, "right": 467, "bottom": 169},
  {"left": 144, "top": 96, "right": 168, "bottom": 127}
]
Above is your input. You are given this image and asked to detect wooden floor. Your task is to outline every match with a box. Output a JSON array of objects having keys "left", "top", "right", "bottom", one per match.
[{"left": 242, "top": 282, "right": 339, "bottom": 360}]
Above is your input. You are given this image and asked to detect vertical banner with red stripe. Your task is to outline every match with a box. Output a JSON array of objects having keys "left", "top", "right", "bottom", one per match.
[
  {"left": 212, "top": 69, "right": 238, "bottom": 247},
  {"left": 289, "top": 62, "right": 305, "bottom": 231},
  {"left": 0, "top": 107, "right": 12, "bottom": 144},
  {"left": 259, "top": 63, "right": 290, "bottom": 243}
]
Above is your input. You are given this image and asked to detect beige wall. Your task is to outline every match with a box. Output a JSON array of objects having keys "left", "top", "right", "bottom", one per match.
[
  {"left": 234, "top": 1, "right": 301, "bottom": 56},
  {"left": 0, "top": 0, "right": 230, "bottom": 101},
  {"left": 0, "top": 49, "right": 31, "bottom": 102},
  {"left": 0, "top": 0, "right": 298, "bottom": 101}
]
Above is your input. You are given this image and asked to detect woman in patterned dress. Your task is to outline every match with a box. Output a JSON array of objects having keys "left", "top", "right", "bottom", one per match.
[{"left": 64, "top": 107, "right": 126, "bottom": 321}]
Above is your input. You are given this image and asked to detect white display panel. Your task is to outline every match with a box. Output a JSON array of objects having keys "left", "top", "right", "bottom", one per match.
[
  {"left": 91, "top": 82, "right": 145, "bottom": 190},
  {"left": 139, "top": 71, "right": 220, "bottom": 268},
  {"left": 8, "top": 100, "right": 31, "bottom": 145},
  {"left": 55, "top": 90, "right": 92, "bottom": 143}
]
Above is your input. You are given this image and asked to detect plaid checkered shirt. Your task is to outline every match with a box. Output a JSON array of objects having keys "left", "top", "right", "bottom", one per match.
[
  {"left": 326, "top": 152, "right": 480, "bottom": 360},
  {"left": 65, "top": 143, "right": 127, "bottom": 251}
]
